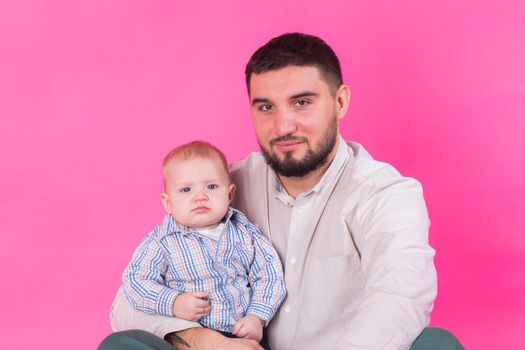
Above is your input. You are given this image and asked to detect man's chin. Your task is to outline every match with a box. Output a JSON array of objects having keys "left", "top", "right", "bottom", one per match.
[
  {"left": 276, "top": 155, "right": 306, "bottom": 168},
  {"left": 273, "top": 148, "right": 306, "bottom": 162},
  {"left": 261, "top": 144, "right": 334, "bottom": 178}
]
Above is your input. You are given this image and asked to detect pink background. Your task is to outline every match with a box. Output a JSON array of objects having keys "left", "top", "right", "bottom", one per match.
[{"left": 1, "top": 1, "right": 524, "bottom": 349}]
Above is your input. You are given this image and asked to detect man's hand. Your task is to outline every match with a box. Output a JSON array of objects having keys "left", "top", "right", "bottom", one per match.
[
  {"left": 172, "top": 292, "right": 211, "bottom": 321},
  {"left": 172, "top": 328, "right": 264, "bottom": 350},
  {"left": 232, "top": 315, "right": 264, "bottom": 342}
]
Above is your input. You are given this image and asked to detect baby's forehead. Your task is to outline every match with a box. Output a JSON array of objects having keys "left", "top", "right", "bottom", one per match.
[{"left": 165, "top": 155, "right": 229, "bottom": 177}]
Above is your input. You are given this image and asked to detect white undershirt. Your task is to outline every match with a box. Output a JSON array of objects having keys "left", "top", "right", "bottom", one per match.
[{"left": 197, "top": 222, "right": 225, "bottom": 241}]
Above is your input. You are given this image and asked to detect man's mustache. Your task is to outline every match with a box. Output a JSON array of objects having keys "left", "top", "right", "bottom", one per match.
[{"left": 269, "top": 135, "right": 308, "bottom": 146}]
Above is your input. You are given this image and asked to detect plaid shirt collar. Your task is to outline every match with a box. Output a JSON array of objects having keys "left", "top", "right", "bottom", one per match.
[{"left": 159, "top": 207, "right": 242, "bottom": 238}]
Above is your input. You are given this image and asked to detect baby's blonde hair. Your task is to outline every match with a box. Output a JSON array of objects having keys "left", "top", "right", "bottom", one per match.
[{"left": 161, "top": 141, "right": 230, "bottom": 189}]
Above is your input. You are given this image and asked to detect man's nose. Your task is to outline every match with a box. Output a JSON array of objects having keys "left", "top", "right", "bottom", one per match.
[{"left": 273, "top": 109, "right": 297, "bottom": 136}]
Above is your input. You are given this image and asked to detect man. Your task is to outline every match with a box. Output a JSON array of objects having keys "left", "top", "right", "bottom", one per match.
[{"left": 100, "top": 33, "right": 463, "bottom": 350}]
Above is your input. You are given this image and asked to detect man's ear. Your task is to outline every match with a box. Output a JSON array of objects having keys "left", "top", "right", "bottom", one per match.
[
  {"left": 335, "top": 84, "right": 351, "bottom": 120},
  {"left": 160, "top": 193, "right": 171, "bottom": 214},
  {"left": 228, "top": 183, "right": 236, "bottom": 202}
]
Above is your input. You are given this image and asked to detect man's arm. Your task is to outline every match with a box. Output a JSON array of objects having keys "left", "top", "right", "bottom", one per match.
[
  {"left": 174, "top": 328, "right": 264, "bottom": 350},
  {"left": 336, "top": 178, "right": 437, "bottom": 350}
]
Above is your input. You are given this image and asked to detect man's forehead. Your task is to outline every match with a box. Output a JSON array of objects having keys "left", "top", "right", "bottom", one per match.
[{"left": 249, "top": 65, "right": 327, "bottom": 101}]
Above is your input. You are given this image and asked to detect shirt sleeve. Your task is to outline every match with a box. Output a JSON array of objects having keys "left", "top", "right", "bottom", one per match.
[
  {"left": 244, "top": 223, "right": 287, "bottom": 323},
  {"left": 122, "top": 234, "right": 180, "bottom": 317},
  {"left": 335, "top": 178, "right": 437, "bottom": 350},
  {"left": 110, "top": 285, "right": 202, "bottom": 338}
]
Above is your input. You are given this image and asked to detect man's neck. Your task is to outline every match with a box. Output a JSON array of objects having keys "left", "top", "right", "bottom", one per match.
[{"left": 278, "top": 138, "right": 340, "bottom": 199}]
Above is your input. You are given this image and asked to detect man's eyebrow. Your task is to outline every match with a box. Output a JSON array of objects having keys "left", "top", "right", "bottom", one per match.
[
  {"left": 251, "top": 97, "right": 271, "bottom": 106},
  {"left": 251, "top": 91, "right": 319, "bottom": 106},
  {"left": 290, "top": 91, "right": 319, "bottom": 99}
]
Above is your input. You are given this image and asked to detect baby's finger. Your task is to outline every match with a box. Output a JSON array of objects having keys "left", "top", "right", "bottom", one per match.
[
  {"left": 194, "top": 298, "right": 210, "bottom": 308},
  {"left": 235, "top": 322, "right": 250, "bottom": 338},
  {"left": 202, "top": 305, "right": 211, "bottom": 315},
  {"left": 232, "top": 321, "right": 242, "bottom": 335},
  {"left": 236, "top": 326, "right": 249, "bottom": 338},
  {"left": 194, "top": 305, "right": 211, "bottom": 314},
  {"left": 192, "top": 312, "right": 206, "bottom": 321},
  {"left": 191, "top": 291, "right": 209, "bottom": 300}
]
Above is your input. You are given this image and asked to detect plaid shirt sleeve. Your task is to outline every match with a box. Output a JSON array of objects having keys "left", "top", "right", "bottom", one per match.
[
  {"left": 122, "top": 233, "right": 180, "bottom": 316},
  {"left": 244, "top": 223, "right": 287, "bottom": 322}
]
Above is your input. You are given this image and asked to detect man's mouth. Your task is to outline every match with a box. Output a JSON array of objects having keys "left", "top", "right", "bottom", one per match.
[
  {"left": 274, "top": 140, "right": 304, "bottom": 153},
  {"left": 271, "top": 136, "right": 307, "bottom": 153}
]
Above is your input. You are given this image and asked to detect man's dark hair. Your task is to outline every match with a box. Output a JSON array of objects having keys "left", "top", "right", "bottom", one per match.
[{"left": 245, "top": 33, "right": 343, "bottom": 95}]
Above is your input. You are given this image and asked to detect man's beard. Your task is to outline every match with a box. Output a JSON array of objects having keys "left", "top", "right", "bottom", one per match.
[{"left": 260, "top": 116, "right": 338, "bottom": 178}]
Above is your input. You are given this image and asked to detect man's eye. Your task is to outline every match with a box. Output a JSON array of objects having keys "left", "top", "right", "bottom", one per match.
[
  {"left": 180, "top": 187, "right": 191, "bottom": 193},
  {"left": 294, "top": 100, "right": 310, "bottom": 107},
  {"left": 207, "top": 184, "right": 218, "bottom": 190},
  {"left": 259, "top": 104, "right": 273, "bottom": 112}
]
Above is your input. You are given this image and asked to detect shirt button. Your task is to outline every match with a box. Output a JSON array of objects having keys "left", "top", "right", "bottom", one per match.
[
  {"left": 284, "top": 306, "right": 291, "bottom": 313},
  {"left": 290, "top": 258, "right": 296, "bottom": 264}
]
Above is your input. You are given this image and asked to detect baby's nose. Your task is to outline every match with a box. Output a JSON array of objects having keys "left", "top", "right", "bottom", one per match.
[{"left": 193, "top": 191, "right": 208, "bottom": 201}]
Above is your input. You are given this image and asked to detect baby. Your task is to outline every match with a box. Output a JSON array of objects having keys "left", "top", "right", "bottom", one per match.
[{"left": 122, "top": 141, "right": 286, "bottom": 348}]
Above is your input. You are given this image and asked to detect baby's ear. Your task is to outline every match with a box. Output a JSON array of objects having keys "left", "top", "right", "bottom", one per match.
[
  {"left": 228, "top": 183, "right": 236, "bottom": 202},
  {"left": 160, "top": 193, "right": 171, "bottom": 214}
]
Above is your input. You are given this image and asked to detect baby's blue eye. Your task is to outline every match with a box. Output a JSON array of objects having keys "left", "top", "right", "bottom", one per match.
[
  {"left": 207, "top": 184, "right": 218, "bottom": 190},
  {"left": 180, "top": 187, "right": 191, "bottom": 193}
]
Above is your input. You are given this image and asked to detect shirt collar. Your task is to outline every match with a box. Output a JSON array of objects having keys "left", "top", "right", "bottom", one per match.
[
  {"left": 159, "top": 207, "right": 240, "bottom": 237},
  {"left": 272, "top": 134, "right": 349, "bottom": 203}
]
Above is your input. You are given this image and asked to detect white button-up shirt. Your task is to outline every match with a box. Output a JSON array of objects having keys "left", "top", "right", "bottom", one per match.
[{"left": 232, "top": 138, "right": 436, "bottom": 350}]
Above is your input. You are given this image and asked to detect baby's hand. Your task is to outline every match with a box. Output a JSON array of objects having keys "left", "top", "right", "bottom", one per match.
[
  {"left": 232, "top": 315, "right": 264, "bottom": 342},
  {"left": 172, "top": 291, "right": 211, "bottom": 321}
]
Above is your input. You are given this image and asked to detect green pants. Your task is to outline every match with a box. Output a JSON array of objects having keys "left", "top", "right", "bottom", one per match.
[{"left": 98, "top": 327, "right": 464, "bottom": 350}]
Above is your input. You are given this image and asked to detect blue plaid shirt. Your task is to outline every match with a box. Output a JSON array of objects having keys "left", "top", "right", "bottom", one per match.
[{"left": 123, "top": 208, "right": 286, "bottom": 333}]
